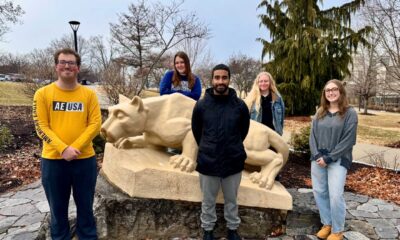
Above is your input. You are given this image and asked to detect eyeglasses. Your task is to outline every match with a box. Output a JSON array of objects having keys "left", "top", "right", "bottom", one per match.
[
  {"left": 57, "top": 60, "right": 78, "bottom": 67},
  {"left": 325, "top": 87, "right": 339, "bottom": 93}
]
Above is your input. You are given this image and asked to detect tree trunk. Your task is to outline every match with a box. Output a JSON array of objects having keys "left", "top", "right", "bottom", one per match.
[{"left": 363, "top": 96, "right": 368, "bottom": 114}]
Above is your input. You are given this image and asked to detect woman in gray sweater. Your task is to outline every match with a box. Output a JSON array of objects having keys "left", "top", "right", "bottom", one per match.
[{"left": 309, "top": 79, "right": 358, "bottom": 240}]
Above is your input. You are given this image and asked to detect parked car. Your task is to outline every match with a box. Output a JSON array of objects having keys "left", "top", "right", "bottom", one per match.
[
  {"left": 9, "top": 73, "right": 26, "bottom": 82},
  {"left": 0, "top": 74, "right": 5, "bottom": 81}
]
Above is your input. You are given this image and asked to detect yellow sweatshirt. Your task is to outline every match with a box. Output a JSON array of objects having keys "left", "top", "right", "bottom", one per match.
[{"left": 33, "top": 83, "right": 101, "bottom": 159}]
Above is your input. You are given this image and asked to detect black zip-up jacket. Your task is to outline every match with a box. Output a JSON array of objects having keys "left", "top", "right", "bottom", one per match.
[{"left": 192, "top": 88, "right": 250, "bottom": 178}]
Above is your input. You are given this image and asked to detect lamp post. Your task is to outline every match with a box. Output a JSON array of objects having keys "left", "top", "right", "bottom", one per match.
[
  {"left": 68, "top": 21, "right": 80, "bottom": 53},
  {"left": 68, "top": 21, "right": 85, "bottom": 84}
]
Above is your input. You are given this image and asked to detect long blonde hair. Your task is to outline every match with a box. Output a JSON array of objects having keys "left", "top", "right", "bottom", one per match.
[
  {"left": 316, "top": 79, "right": 349, "bottom": 119},
  {"left": 245, "top": 72, "right": 279, "bottom": 112}
]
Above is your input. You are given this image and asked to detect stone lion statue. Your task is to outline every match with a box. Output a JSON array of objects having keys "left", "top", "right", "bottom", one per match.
[{"left": 101, "top": 94, "right": 289, "bottom": 190}]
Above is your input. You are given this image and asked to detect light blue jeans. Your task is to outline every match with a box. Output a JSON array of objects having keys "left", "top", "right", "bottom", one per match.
[
  {"left": 311, "top": 159, "right": 347, "bottom": 233},
  {"left": 199, "top": 172, "right": 242, "bottom": 231}
]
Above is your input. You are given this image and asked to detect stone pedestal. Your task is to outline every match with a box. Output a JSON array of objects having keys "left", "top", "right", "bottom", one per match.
[
  {"left": 101, "top": 143, "right": 292, "bottom": 210},
  {"left": 94, "top": 143, "right": 293, "bottom": 238},
  {"left": 95, "top": 174, "right": 287, "bottom": 239}
]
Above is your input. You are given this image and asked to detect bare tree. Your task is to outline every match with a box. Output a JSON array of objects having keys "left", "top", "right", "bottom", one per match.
[
  {"left": 49, "top": 34, "right": 89, "bottom": 60},
  {"left": 346, "top": 42, "right": 380, "bottom": 114},
  {"left": 0, "top": 1, "right": 24, "bottom": 40},
  {"left": 228, "top": 54, "right": 262, "bottom": 98},
  {"left": 149, "top": 53, "right": 172, "bottom": 89},
  {"left": 100, "top": 62, "right": 141, "bottom": 104},
  {"left": 177, "top": 38, "right": 210, "bottom": 70},
  {"left": 191, "top": 50, "right": 215, "bottom": 91},
  {"left": 110, "top": 0, "right": 210, "bottom": 95},
  {"left": 362, "top": 0, "right": 400, "bottom": 94},
  {"left": 87, "top": 36, "right": 114, "bottom": 71},
  {"left": 22, "top": 48, "right": 57, "bottom": 98},
  {"left": 0, "top": 53, "right": 28, "bottom": 73}
]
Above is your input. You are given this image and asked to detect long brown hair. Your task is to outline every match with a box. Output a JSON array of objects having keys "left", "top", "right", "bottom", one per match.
[
  {"left": 172, "top": 51, "right": 195, "bottom": 89},
  {"left": 244, "top": 72, "right": 279, "bottom": 111},
  {"left": 316, "top": 79, "right": 349, "bottom": 119}
]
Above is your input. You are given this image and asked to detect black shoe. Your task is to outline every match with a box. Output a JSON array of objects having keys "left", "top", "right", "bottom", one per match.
[
  {"left": 227, "top": 229, "right": 241, "bottom": 240},
  {"left": 203, "top": 230, "right": 214, "bottom": 240}
]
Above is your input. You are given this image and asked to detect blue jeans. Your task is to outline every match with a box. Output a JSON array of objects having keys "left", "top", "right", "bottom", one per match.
[
  {"left": 311, "top": 159, "right": 347, "bottom": 233},
  {"left": 199, "top": 172, "right": 242, "bottom": 231},
  {"left": 41, "top": 156, "right": 98, "bottom": 240}
]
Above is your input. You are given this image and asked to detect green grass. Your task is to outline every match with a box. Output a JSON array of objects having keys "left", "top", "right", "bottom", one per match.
[{"left": 0, "top": 82, "right": 32, "bottom": 106}]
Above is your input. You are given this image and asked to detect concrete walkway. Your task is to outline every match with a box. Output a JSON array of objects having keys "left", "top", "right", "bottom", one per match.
[
  {"left": 0, "top": 181, "right": 399, "bottom": 239},
  {"left": 282, "top": 131, "right": 400, "bottom": 171},
  {"left": 353, "top": 143, "right": 400, "bottom": 170}
]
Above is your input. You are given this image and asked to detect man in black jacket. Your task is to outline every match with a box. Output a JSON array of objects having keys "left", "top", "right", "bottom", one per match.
[{"left": 192, "top": 64, "right": 250, "bottom": 240}]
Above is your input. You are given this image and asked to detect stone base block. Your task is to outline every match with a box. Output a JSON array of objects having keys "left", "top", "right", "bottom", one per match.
[
  {"left": 95, "top": 174, "right": 287, "bottom": 239},
  {"left": 101, "top": 143, "right": 292, "bottom": 210}
]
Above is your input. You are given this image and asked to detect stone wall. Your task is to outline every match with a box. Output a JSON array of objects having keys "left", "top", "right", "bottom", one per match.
[{"left": 94, "top": 174, "right": 286, "bottom": 239}]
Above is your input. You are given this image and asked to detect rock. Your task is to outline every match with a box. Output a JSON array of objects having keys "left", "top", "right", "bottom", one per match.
[
  {"left": 356, "top": 203, "right": 378, "bottom": 213},
  {"left": 286, "top": 211, "right": 320, "bottom": 236},
  {"left": 35, "top": 201, "right": 50, "bottom": 213},
  {"left": 292, "top": 235, "right": 319, "bottom": 240},
  {"left": 0, "top": 198, "right": 31, "bottom": 208},
  {"left": 378, "top": 210, "right": 400, "bottom": 219},
  {"left": 0, "top": 203, "right": 37, "bottom": 216},
  {"left": 0, "top": 217, "right": 18, "bottom": 234},
  {"left": 348, "top": 209, "right": 379, "bottom": 219},
  {"left": 366, "top": 218, "right": 394, "bottom": 228},
  {"left": 374, "top": 226, "right": 399, "bottom": 239},
  {"left": 344, "top": 192, "right": 369, "bottom": 203},
  {"left": 93, "top": 174, "right": 287, "bottom": 239},
  {"left": 346, "top": 220, "right": 378, "bottom": 239},
  {"left": 14, "top": 213, "right": 46, "bottom": 226},
  {"left": 2, "top": 231, "right": 39, "bottom": 240},
  {"left": 285, "top": 189, "right": 320, "bottom": 236},
  {"left": 343, "top": 231, "right": 370, "bottom": 240}
]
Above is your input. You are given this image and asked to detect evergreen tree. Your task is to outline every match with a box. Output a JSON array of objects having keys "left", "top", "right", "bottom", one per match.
[{"left": 258, "top": 0, "right": 371, "bottom": 115}]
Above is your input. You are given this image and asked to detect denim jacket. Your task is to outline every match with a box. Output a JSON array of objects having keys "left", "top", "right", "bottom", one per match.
[{"left": 249, "top": 93, "right": 285, "bottom": 135}]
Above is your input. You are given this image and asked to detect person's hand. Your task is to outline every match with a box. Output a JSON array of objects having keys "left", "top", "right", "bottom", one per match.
[
  {"left": 61, "top": 146, "right": 81, "bottom": 161},
  {"left": 316, "top": 157, "right": 327, "bottom": 168}
]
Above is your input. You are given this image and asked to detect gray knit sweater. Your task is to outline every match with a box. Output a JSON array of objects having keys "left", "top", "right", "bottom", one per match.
[{"left": 309, "top": 107, "right": 358, "bottom": 169}]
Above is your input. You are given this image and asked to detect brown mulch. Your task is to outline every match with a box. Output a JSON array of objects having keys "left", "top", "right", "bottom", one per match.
[
  {"left": 285, "top": 116, "right": 312, "bottom": 122},
  {"left": 0, "top": 137, "right": 41, "bottom": 193},
  {"left": 280, "top": 154, "right": 400, "bottom": 205},
  {"left": 284, "top": 118, "right": 311, "bottom": 135},
  {"left": 0, "top": 136, "right": 103, "bottom": 193},
  {"left": 1, "top": 140, "right": 399, "bottom": 205},
  {"left": 386, "top": 140, "right": 400, "bottom": 148}
]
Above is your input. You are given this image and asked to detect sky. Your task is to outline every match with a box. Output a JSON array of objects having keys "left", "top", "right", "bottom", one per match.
[{"left": 0, "top": 0, "right": 351, "bottom": 63}]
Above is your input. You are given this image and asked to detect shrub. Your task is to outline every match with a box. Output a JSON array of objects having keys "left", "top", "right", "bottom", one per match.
[
  {"left": 0, "top": 124, "right": 14, "bottom": 152},
  {"left": 290, "top": 125, "right": 311, "bottom": 158},
  {"left": 93, "top": 134, "right": 106, "bottom": 154}
]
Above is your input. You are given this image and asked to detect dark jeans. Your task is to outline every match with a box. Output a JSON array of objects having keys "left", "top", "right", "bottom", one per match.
[{"left": 41, "top": 156, "right": 98, "bottom": 240}]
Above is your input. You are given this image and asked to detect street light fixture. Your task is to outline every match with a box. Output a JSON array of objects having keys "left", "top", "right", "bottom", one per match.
[
  {"left": 68, "top": 21, "right": 85, "bottom": 84},
  {"left": 68, "top": 21, "right": 80, "bottom": 53}
]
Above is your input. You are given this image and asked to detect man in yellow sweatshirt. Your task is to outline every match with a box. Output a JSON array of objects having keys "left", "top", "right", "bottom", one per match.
[{"left": 33, "top": 48, "right": 101, "bottom": 240}]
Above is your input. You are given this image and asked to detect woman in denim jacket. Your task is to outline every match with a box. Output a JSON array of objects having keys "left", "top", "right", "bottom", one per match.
[{"left": 245, "top": 72, "right": 285, "bottom": 135}]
